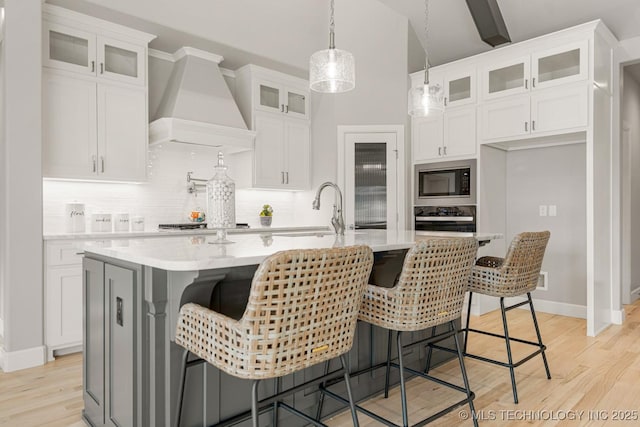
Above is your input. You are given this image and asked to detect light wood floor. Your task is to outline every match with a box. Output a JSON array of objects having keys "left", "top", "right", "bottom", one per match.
[{"left": 2, "top": 300, "right": 639, "bottom": 426}]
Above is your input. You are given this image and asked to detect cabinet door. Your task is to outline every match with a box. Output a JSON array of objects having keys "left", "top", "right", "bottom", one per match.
[
  {"left": 480, "top": 95, "right": 531, "bottom": 141},
  {"left": 105, "top": 264, "right": 137, "bottom": 427},
  {"left": 255, "top": 78, "right": 284, "bottom": 115},
  {"left": 482, "top": 56, "right": 531, "bottom": 100},
  {"left": 443, "top": 106, "right": 476, "bottom": 158},
  {"left": 43, "top": 72, "right": 98, "bottom": 179},
  {"left": 531, "top": 84, "right": 588, "bottom": 134},
  {"left": 97, "top": 84, "right": 147, "bottom": 181},
  {"left": 412, "top": 115, "right": 443, "bottom": 162},
  {"left": 253, "top": 112, "right": 286, "bottom": 188},
  {"left": 43, "top": 22, "right": 96, "bottom": 75},
  {"left": 532, "top": 40, "right": 588, "bottom": 90},
  {"left": 83, "top": 258, "right": 105, "bottom": 425},
  {"left": 46, "top": 266, "right": 83, "bottom": 348},
  {"left": 445, "top": 69, "right": 476, "bottom": 107},
  {"left": 283, "top": 119, "right": 310, "bottom": 189},
  {"left": 284, "top": 87, "right": 309, "bottom": 120},
  {"left": 97, "top": 36, "right": 146, "bottom": 86}
]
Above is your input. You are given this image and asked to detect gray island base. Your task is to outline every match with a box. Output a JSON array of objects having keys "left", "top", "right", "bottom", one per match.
[{"left": 81, "top": 230, "right": 501, "bottom": 426}]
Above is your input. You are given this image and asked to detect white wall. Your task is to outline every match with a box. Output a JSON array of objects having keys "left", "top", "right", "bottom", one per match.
[
  {"left": 0, "top": 19, "right": 5, "bottom": 335},
  {"left": 506, "top": 144, "right": 587, "bottom": 306},
  {"left": 621, "top": 68, "right": 640, "bottom": 303},
  {"left": 0, "top": 0, "right": 44, "bottom": 370}
]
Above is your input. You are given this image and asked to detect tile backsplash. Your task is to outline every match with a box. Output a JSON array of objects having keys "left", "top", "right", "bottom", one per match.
[{"left": 43, "top": 144, "right": 326, "bottom": 234}]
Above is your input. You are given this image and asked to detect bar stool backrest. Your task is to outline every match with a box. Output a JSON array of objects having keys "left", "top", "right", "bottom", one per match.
[
  {"left": 363, "top": 237, "right": 478, "bottom": 331},
  {"left": 491, "top": 231, "right": 550, "bottom": 295},
  {"left": 237, "top": 245, "right": 373, "bottom": 378}
]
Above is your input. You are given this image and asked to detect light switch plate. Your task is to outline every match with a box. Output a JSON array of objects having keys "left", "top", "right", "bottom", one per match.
[
  {"left": 548, "top": 205, "right": 557, "bottom": 216},
  {"left": 539, "top": 205, "right": 548, "bottom": 216}
]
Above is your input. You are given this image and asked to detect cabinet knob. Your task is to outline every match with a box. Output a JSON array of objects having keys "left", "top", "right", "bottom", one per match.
[
  {"left": 92, "top": 155, "right": 97, "bottom": 173},
  {"left": 285, "top": 105, "right": 289, "bottom": 114},
  {"left": 286, "top": 171, "right": 289, "bottom": 184},
  {"left": 91, "top": 61, "right": 95, "bottom": 73},
  {"left": 281, "top": 171, "right": 285, "bottom": 184},
  {"left": 438, "top": 147, "right": 442, "bottom": 156},
  {"left": 532, "top": 77, "right": 536, "bottom": 88},
  {"left": 443, "top": 146, "right": 447, "bottom": 156},
  {"left": 100, "top": 63, "right": 104, "bottom": 74},
  {"left": 525, "top": 121, "right": 528, "bottom": 132},
  {"left": 280, "top": 104, "right": 284, "bottom": 113},
  {"left": 532, "top": 120, "right": 536, "bottom": 131},
  {"left": 525, "top": 79, "right": 528, "bottom": 89}
]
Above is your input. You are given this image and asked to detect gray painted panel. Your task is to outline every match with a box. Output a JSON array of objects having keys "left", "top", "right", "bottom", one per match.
[
  {"left": 83, "top": 258, "right": 105, "bottom": 425},
  {"left": 105, "top": 264, "right": 136, "bottom": 427}
]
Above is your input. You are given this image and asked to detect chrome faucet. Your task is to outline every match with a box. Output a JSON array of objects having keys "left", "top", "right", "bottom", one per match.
[{"left": 312, "top": 182, "right": 345, "bottom": 235}]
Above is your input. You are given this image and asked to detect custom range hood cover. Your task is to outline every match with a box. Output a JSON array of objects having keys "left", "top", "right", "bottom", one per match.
[{"left": 149, "top": 48, "right": 256, "bottom": 153}]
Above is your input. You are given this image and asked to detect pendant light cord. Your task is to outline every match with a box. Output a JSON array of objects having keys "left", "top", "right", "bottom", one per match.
[
  {"left": 423, "top": 0, "right": 430, "bottom": 84},
  {"left": 329, "top": 0, "right": 336, "bottom": 49}
]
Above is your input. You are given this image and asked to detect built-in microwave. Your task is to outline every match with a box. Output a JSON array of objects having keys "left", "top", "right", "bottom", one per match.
[{"left": 414, "top": 159, "right": 476, "bottom": 206}]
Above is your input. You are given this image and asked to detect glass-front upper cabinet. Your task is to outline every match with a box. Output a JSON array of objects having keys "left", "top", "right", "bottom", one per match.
[
  {"left": 256, "top": 78, "right": 309, "bottom": 119},
  {"left": 531, "top": 41, "right": 588, "bottom": 90},
  {"left": 483, "top": 56, "right": 531, "bottom": 100},
  {"left": 97, "top": 37, "right": 145, "bottom": 85},
  {"left": 44, "top": 22, "right": 96, "bottom": 75},
  {"left": 444, "top": 68, "right": 476, "bottom": 107}
]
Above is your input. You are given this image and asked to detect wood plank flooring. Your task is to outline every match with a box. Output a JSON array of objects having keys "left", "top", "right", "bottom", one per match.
[{"left": 1, "top": 300, "right": 639, "bottom": 426}]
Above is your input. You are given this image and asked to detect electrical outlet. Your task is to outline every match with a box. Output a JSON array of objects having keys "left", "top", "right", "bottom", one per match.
[
  {"left": 539, "top": 205, "right": 548, "bottom": 217},
  {"left": 548, "top": 205, "right": 557, "bottom": 216}
]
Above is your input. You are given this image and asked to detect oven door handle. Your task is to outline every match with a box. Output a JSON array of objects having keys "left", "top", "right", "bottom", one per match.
[{"left": 415, "top": 216, "right": 475, "bottom": 222}]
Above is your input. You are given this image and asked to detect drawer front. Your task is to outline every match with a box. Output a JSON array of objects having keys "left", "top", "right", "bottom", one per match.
[{"left": 46, "top": 241, "right": 84, "bottom": 266}]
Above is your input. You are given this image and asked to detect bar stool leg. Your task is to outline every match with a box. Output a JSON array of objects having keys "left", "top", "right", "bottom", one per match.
[
  {"left": 315, "top": 360, "right": 331, "bottom": 421},
  {"left": 396, "top": 331, "right": 409, "bottom": 427},
  {"left": 423, "top": 326, "right": 437, "bottom": 374},
  {"left": 272, "top": 377, "right": 280, "bottom": 427},
  {"left": 452, "top": 321, "right": 478, "bottom": 427},
  {"left": 500, "top": 297, "right": 518, "bottom": 404},
  {"left": 384, "top": 329, "right": 393, "bottom": 398},
  {"left": 528, "top": 292, "right": 551, "bottom": 379},
  {"left": 463, "top": 292, "right": 473, "bottom": 355},
  {"left": 174, "top": 349, "right": 189, "bottom": 427},
  {"left": 251, "top": 380, "right": 261, "bottom": 427},
  {"left": 340, "top": 354, "right": 360, "bottom": 427}
]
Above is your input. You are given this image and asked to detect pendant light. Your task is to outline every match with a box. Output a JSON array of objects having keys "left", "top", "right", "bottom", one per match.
[
  {"left": 310, "top": 0, "right": 355, "bottom": 93},
  {"left": 408, "top": 0, "right": 443, "bottom": 116}
]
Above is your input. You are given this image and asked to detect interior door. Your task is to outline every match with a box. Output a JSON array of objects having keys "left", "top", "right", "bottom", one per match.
[{"left": 343, "top": 132, "right": 399, "bottom": 231}]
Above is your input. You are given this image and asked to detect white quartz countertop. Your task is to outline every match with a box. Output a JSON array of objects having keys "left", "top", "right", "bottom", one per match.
[
  {"left": 82, "top": 229, "right": 502, "bottom": 272},
  {"left": 43, "top": 225, "right": 329, "bottom": 241}
]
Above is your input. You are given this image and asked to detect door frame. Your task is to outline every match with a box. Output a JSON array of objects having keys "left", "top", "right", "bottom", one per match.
[{"left": 337, "top": 125, "right": 406, "bottom": 232}]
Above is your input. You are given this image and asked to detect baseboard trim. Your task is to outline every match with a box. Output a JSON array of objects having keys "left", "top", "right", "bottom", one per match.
[
  {"left": 0, "top": 345, "right": 46, "bottom": 373},
  {"left": 510, "top": 296, "right": 587, "bottom": 319},
  {"left": 611, "top": 309, "right": 625, "bottom": 325}
]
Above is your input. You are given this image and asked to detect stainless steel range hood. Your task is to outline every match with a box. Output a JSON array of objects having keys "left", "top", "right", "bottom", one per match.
[{"left": 149, "top": 47, "right": 255, "bottom": 153}]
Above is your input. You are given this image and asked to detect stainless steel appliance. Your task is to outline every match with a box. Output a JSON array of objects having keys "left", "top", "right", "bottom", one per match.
[
  {"left": 415, "top": 159, "right": 476, "bottom": 206},
  {"left": 414, "top": 206, "right": 476, "bottom": 232}
]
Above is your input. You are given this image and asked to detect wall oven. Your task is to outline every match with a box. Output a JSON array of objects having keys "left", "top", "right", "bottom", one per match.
[
  {"left": 415, "top": 159, "right": 476, "bottom": 206},
  {"left": 414, "top": 206, "right": 476, "bottom": 233}
]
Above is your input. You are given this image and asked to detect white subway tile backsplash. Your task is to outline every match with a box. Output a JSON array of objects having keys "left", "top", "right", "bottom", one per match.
[{"left": 43, "top": 144, "right": 326, "bottom": 234}]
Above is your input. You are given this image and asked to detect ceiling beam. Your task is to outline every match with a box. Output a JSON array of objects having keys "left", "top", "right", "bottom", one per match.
[{"left": 465, "top": 0, "right": 510, "bottom": 47}]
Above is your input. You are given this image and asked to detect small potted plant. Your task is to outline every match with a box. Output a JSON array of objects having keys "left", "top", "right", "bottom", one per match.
[{"left": 259, "top": 204, "right": 273, "bottom": 227}]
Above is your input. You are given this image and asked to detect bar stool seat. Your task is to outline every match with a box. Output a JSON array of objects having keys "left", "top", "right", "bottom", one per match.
[
  {"left": 174, "top": 245, "right": 373, "bottom": 427},
  {"left": 319, "top": 237, "right": 479, "bottom": 427},
  {"left": 463, "top": 231, "right": 552, "bottom": 404}
]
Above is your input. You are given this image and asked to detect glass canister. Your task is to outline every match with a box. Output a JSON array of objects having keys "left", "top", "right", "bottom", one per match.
[{"left": 206, "top": 152, "right": 236, "bottom": 243}]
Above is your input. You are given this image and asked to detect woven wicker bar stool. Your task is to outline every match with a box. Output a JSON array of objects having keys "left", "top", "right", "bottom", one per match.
[
  {"left": 461, "top": 231, "right": 551, "bottom": 404},
  {"left": 319, "top": 237, "right": 479, "bottom": 427},
  {"left": 174, "top": 245, "right": 373, "bottom": 427}
]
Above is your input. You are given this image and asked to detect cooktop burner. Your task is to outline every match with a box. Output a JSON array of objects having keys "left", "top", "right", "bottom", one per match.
[{"left": 158, "top": 223, "right": 250, "bottom": 230}]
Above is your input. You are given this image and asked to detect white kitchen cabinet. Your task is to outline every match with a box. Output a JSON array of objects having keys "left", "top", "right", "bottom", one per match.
[
  {"left": 444, "top": 68, "right": 477, "bottom": 107},
  {"left": 235, "top": 64, "right": 311, "bottom": 190},
  {"left": 482, "top": 41, "right": 588, "bottom": 100},
  {"left": 42, "top": 5, "right": 154, "bottom": 181},
  {"left": 412, "top": 105, "right": 476, "bottom": 162},
  {"left": 45, "top": 241, "right": 84, "bottom": 360},
  {"left": 481, "top": 84, "right": 588, "bottom": 142},
  {"left": 43, "top": 70, "right": 148, "bottom": 181},
  {"left": 44, "top": 15, "right": 148, "bottom": 86}
]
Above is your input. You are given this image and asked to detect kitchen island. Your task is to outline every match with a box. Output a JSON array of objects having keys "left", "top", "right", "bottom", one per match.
[{"left": 81, "top": 229, "right": 500, "bottom": 427}]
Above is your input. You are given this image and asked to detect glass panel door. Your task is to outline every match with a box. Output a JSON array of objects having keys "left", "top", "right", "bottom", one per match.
[
  {"left": 256, "top": 78, "right": 284, "bottom": 114},
  {"left": 448, "top": 76, "right": 471, "bottom": 103},
  {"left": 97, "top": 37, "right": 145, "bottom": 85},
  {"left": 532, "top": 41, "right": 588, "bottom": 90},
  {"left": 286, "top": 90, "right": 307, "bottom": 118},
  {"left": 44, "top": 23, "right": 96, "bottom": 75},
  {"left": 354, "top": 143, "right": 387, "bottom": 229},
  {"left": 484, "top": 56, "right": 530, "bottom": 100}
]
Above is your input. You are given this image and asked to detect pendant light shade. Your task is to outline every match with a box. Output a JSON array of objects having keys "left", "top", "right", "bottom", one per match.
[
  {"left": 310, "top": 0, "right": 355, "bottom": 93},
  {"left": 409, "top": 0, "right": 443, "bottom": 117},
  {"left": 408, "top": 81, "right": 444, "bottom": 117},
  {"left": 310, "top": 48, "right": 355, "bottom": 93}
]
